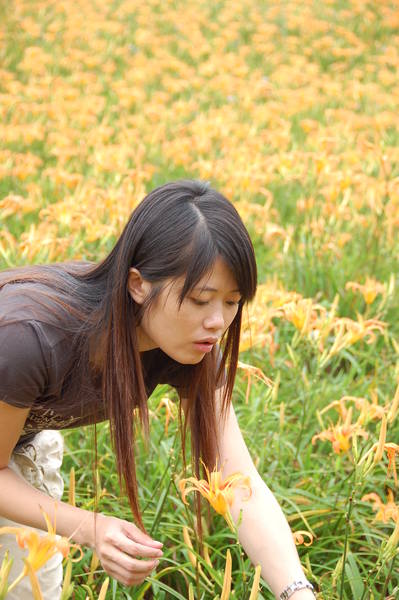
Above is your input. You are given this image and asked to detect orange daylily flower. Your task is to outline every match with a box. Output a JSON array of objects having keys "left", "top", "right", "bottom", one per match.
[
  {"left": 313, "top": 405, "right": 369, "bottom": 454},
  {"left": 322, "top": 314, "right": 387, "bottom": 362},
  {"left": 239, "top": 282, "right": 301, "bottom": 353},
  {"left": 355, "top": 392, "right": 386, "bottom": 423},
  {"left": 346, "top": 277, "right": 386, "bottom": 305},
  {"left": 321, "top": 394, "right": 386, "bottom": 425},
  {"left": 312, "top": 418, "right": 368, "bottom": 454},
  {"left": 237, "top": 360, "right": 273, "bottom": 404},
  {"left": 156, "top": 396, "right": 177, "bottom": 434},
  {"left": 359, "top": 415, "right": 399, "bottom": 484},
  {"left": 0, "top": 193, "right": 39, "bottom": 218},
  {"left": 0, "top": 525, "right": 67, "bottom": 573},
  {"left": 179, "top": 464, "right": 251, "bottom": 531},
  {"left": 336, "top": 315, "right": 387, "bottom": 346},
  {"left": 279, "top": 298, "right": 326, "bottom": 335},
  {"left": 0, "top": 510, "right": 82, "bottom": 596},
  {"left": 362, "top": 489, "right": 398, "bottom": 523},
  {"left": 359, "top": 440, "right": 399, "bottom": 492},
  {"left": 293, "top": 530, "right": 314, "bottom": 546},
  {"left": 374, "top": 443, "right": 399, "bottom": 486}
]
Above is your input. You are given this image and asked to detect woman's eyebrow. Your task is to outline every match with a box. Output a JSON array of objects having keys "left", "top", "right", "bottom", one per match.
[{"left": 195, "top": 286, "right": 241, "bottom": 293}]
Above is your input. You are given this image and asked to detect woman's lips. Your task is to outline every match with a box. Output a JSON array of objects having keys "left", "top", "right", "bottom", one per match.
[{"left": 193, "top": 341, "right": 215, "bottom": 353}]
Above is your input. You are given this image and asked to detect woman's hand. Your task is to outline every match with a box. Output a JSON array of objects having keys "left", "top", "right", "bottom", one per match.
[{"left": 94, "top": 514, "right": 163, "bottom": 586}]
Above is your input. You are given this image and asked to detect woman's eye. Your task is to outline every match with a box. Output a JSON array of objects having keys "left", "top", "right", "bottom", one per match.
[
  {"left": 191, "top": 298, "right": 208, "bottom": 306},
  {"left": 190, "top": 298, "right": 241, "bottom": 307}
]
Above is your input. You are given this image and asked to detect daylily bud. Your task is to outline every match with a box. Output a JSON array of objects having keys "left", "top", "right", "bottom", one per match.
[
  {"left": 220, "top": 549, "right": 232, "bottom": 600},
  {"left": 373, "top": 415, "right": 387, "bottom": 464},
  {"left": 249, "top": 564, "right": 262, "bottom": 600}
]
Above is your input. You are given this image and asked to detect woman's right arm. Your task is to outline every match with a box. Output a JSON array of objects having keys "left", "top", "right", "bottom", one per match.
[{"left": 0, "top": 401, "right": 163, "bottom": 586}]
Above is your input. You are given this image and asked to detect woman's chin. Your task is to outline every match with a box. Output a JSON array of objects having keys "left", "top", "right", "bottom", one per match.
[{"left": 163, "top": 349, "right": 205, "bottom": 365}]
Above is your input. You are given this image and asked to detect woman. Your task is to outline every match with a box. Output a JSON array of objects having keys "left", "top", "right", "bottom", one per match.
[{"left": 0, "top": 180, "right": 315, "bottom": 599}]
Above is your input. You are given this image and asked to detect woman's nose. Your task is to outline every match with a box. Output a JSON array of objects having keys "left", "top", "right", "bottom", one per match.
[{"left": 203, "top": 309, "right": 225, "bottom": 332}]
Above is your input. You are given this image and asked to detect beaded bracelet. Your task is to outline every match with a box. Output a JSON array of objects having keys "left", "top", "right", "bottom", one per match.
[{"left": 279, "top": 579, "right": 315, "bottom": 600}]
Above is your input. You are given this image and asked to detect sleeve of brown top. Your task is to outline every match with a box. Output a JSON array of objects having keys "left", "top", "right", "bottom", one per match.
[{"left": 0, "top": 320, "right": 48, "bottom": 408}]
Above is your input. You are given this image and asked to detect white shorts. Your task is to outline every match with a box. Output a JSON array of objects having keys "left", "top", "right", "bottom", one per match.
[{"left": 0, "top": 430, "right": 64, "bottom": 600}]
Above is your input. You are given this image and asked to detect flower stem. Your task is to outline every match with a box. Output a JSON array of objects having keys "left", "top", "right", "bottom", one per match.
[
  {"left": 7, "top": 569, "right": 26, "bottom": 593},
  {"left": 379, "top": 554, "right": 396, "bottom": 599},
  {"left": 233, "top": 512, "right": 248, "bottom": 596},
  {"left": 339, "top": 473, "right": 358, "bottom": 600}
]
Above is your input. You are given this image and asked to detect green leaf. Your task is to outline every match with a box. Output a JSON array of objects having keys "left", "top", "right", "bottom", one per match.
[
  {"left": 345, "top": 552, "right": 364, "bottom": 600},
  {"left": 146, "top": 577, "right": 189, "bottom": 599}
]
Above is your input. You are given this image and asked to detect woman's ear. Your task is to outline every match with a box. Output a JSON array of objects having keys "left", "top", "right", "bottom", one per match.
[{"left": 127, "top": 268, "right": 152, "bottom": 304}]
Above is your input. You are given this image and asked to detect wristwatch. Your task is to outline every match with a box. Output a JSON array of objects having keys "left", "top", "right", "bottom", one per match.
[{"left": 279, "top": 579, "right": 315, "bottom": 599}]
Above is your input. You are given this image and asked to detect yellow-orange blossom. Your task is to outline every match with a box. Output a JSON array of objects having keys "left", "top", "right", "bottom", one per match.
[
  {"left": 179, "top": 464, "right": 251, "bottom": 531},
  {"left": 0, "top": 511, "right": 82, "bottom": 598}
]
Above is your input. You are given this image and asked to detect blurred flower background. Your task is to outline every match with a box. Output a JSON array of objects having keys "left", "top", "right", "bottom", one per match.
[{"left": 1, "top": 0, "right": 399, "bottom": 598}]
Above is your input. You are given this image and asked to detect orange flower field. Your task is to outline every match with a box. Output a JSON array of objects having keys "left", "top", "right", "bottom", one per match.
[{"left": 1, "top": 0, "right": 399, "bottom": 598}]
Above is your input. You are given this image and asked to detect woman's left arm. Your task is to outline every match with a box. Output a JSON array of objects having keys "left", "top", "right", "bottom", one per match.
[{"left": 216, "top": 389, "right": 316, "bottom": 599}]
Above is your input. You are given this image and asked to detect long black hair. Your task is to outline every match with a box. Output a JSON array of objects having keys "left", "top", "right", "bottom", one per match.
[{"left": 0, "top": 180, "right": 257, "bottom": 528}]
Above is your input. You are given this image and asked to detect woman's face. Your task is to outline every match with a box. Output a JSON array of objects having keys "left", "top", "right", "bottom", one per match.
[{"left": 132, "top": 258, "right": 241, "bottom": 364}]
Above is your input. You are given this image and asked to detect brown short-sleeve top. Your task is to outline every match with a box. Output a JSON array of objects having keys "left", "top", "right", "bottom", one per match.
[{"left": 0, "top": 279, "right": 198, "bottom": 444}]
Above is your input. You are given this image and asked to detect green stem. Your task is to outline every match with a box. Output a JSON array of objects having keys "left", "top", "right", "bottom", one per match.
[
  {"left": 149, "top": 477, "right": 173, "bottom": 536},
  {"left": 288, "top": 384, "right": 309, "bottom": 487},
  {"left": 339, "top": 476, "right": 357, "bottom": 600},
  {"left": 363, "top": 549, "right": 394, "bottom": 600},
  {"left": 7, "top": 569, "right": 26, "bottom": 593},
  {"left": 234, "top": 512, "right": 248, "bottom": 596},
  {"left": 359, "top": 542, "right": 387, "bottom": 600},
  {"left": 379, "top": 554, "right": 396, "bottom": 599},
  {"left": 142, "top": 429, "right": 179, "bottom": 515}
]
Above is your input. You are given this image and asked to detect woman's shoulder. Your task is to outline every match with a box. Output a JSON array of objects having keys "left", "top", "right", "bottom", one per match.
[
  {"left": 0, "top": 266, "right": 85, "bottom": 409},
  {"left": 0, "top": 261, "right": 92, "bottom": 327},
  {"left": 0, "top": 281, "right": 62, "bottom": 328},
  {"left": 0, "top": 261, "right": 92, "bottom": 294},
  {"left": 0, "top": 285, "right": 74, "bottom": 363}
]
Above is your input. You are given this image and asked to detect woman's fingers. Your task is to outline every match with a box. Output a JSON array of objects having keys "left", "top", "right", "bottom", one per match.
[
  {"left": 116, "top": 535, "right": 163, "bottom": 559},
  {"left": 122, "top": 520, "right": 163, "bottom": 549},
  {"left": 114, "top": 520, "right": 163, "bottom": 558},
  {"left": 108, "top": 554, "right": 159, "bottom": 576},
  {"left": 95, "top": 515, "right": 163, "bottom": 586},
  {"left": 103, "top": 557, "right": 159, "bottom": 587}
]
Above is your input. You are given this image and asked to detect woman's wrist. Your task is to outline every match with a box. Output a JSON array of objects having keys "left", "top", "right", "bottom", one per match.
[
  {"left": 63, "top": 504, "right": 98, "bottom": 548},
  {"left": 278, "top": 578, "right": 316, "bottom": 600},
  {"left": 287, "top": 592, "right": 316, "bottom": 599}
]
